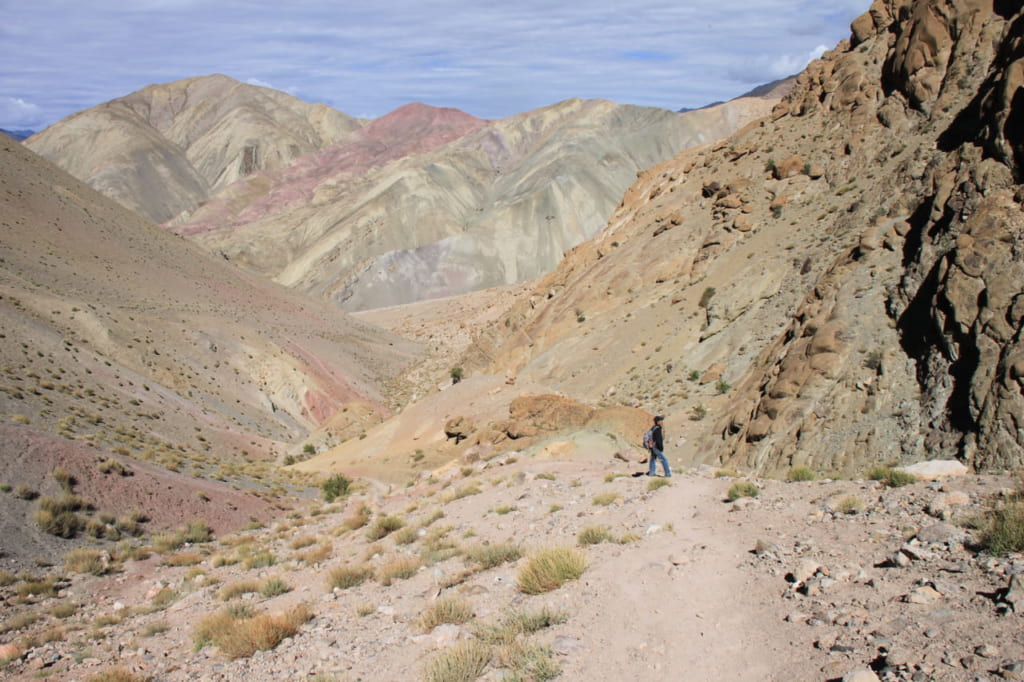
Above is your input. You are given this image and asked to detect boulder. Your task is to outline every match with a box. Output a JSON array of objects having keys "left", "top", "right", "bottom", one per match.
[
  {"left": 773, "top": 154, "right": 805, "bottom": 179},
  {"left": 897, "top": 460, "right": 969, "bottom": 480}
]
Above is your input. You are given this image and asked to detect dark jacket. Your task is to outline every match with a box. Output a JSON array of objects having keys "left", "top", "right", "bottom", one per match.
[{"left": 651, "top": 423, "right": 664, "bottom": 451}]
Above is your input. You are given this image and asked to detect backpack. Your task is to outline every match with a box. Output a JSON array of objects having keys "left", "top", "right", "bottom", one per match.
[{"left": 642, "top": 427, "right": 654, "bottom": 449}]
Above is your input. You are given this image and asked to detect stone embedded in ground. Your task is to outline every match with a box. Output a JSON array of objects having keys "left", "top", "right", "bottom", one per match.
[
  {"left": 915, "top": 522, "right": 962, "bottom": 545},
  {"left": 1003, "top": 574, "right": 1024, "bottom": 613}
]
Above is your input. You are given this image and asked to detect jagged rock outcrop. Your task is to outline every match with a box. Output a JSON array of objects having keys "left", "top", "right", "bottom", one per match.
[
  {"left": 460, "top": 1, "right": 1024, "bottom": 474},
  {"left": 25, "top": 74, "right": 361, "bottom": 223}
]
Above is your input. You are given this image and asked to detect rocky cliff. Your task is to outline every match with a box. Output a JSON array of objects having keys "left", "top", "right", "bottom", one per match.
[{"left": 460, "top": 0, "right": 1024, "bottom": 475}]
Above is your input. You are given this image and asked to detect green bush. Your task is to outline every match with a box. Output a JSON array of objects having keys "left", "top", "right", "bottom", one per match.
[
  {"left": 321, "top": 474, "right": 351, "bottom": 503},
  {"left": 786, "top": 466, "right": 816, "bottom": 482},
  {"left": 978, "top": 500, "right": 1024, "bottom": 556},
  {"left": 866, "top": 466, "right": 916, "bottom": 488},
  {"left": 726, "top": 481, "right": 760, "bottom": 502}
]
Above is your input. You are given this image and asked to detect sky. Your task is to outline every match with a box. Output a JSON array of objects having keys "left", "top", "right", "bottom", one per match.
[{"left": 0, "top": 0, "right": 871, "bottom": 131}]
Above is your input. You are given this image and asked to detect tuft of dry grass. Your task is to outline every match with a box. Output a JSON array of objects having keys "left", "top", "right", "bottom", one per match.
[
  {"left": 366, "top": 515, "right": 405, "bottom": 541},
  {"left": 341, "top": 503, "right": 372, "bottom": 531},
  {"left": 577, "top": 526, "right": 614, "bottom": 546},
  {"left": 327, "top": 564, "right": 373, "bottom": 590},
  {"left": 65, "top": 548, "right": 108, "bottom": 575},
  {"left": 392, "top": 526, "right": 419, "bottom": 545},
  {"left": 193, "top": 603, "right": 312, "bottom": 659},
  {"left": 0, "top": 611, "right": 37, "bottom": 634},
  {"left": 87, "top": 668, "right": 149, "bottom": 682},
  {"left": 463, "top": 542, "right": 522, "bottom": 570},
  {"left": 647, "top": 477, "right": 672, "bottom": 491},
  {"left": 297, "top": 541, "right": 333, "bottom": 565},
  {"left": 219, "top": 580, "right": 260, "bottom": 601},
  {"left": 290, "top": 535, "right": 317, "bottom": 550},
  {"left": 517, "top": 547, "right": 586, "bottom": 594},
  {"left": 726, "top": 481, "right": 760, "bottom": 501},
  {"left": 416, "top": 595, "right": 474, "bottom": 632},
  {"left": 592, "top": 492, "right": 620, "bottom": 506},
  {"left": 421, "top": 639, "right": 491, "bottom": 682},
  {"left": 164, "top": 551, "right": 204, "bottom": 567},
  {"left": 260, "top": 577, "right": 291, "bottom": 598},
  {"left": 377, "top": 557, "right": 422, "bottom": 585},
  {"left": 49, "top": 601, "right": 78, "bottom": 619}
]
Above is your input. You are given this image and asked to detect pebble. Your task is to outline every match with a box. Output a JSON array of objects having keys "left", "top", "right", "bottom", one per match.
[{"left": 842, "top": 669, "right": 881, "bottom": 682}]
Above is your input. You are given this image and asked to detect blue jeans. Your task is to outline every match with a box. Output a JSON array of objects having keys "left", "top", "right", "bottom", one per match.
[{"left": 648, "top": 448, "right": 671, "bottom": 476}]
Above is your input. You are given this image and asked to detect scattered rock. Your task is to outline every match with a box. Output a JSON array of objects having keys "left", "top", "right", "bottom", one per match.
[
  {"left": 552, "top": 636, "right": 584, "bottom": 656},
  {"left": 842, "top": 668, "right": 880, "bottom": 682}
]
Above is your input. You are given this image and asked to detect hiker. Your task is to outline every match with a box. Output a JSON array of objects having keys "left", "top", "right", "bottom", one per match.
[{"left": 644, "top": 415, "right": 671, "bottom": 477}]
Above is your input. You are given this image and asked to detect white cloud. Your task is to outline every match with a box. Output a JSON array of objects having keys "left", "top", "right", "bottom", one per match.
[{"left": 0, "top": 96, "right": 43, "bottom": 128}]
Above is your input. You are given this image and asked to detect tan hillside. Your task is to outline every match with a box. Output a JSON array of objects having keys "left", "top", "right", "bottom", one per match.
[
  {"left": 25, "top": 74, "right": 361, "bottom": 224},
  {"left": 168, "top": 94, "right": 782, "bottom": 311},
  {"left": 0, "top": 137, "right": 419, "bottom": 564}
]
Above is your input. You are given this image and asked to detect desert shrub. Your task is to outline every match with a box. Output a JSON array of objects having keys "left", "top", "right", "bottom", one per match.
[
  {"left": 35, "top": 509, "right": 82, "bottom": 538},
  {"left": 377, "top": 557, "right": 422, "bottom": 585},
  {"left": 577, "top": 526, "right": 614, "bottom": 546},
  {"left": 193, "top": 603, "right": 312, "bottom": 659},
  {"left": 290, "top": 535, "right": 317, "bottom": 550},
  {"left": 327, "top": 564, "right": 373, "bottom": 590},
  {"left": 219, "top": 580, "right": 260, "bottom": 601},
  {"left": 715, "top": 380, "right": 731, "bottom": 394},
  {"left": 726, "top": 481, "right": 760, "bottom": 501},
  {"left": 50, "top": 601, "right": 78, "bottom": 619},
  {"left": 648, "top": 477, "right": 672, "bottom": 491},
  {"left": 463, "top": 542, "right": 522, "bottom": 570},
  {"left": 366, "top": 515, "right": 405, "bottom": 541},
  {"left": 495, "top": 640, "right": 560, "bottom": 681},
  {"left": 392, "top": 526, "right": 418, "bottom": 545},
  {"left": 115, "top": 515, "right": 144, "bottom": 536},
  {"left": 142, "top": 621, "right": 169, "bottom": 637},
  {"left": 978, "top": 499, "right": 1024, "bottom": 556},
  {"left": 592, "top": 492, "right": 620, "bottom": 507},
  {"left": 715, "top": 468, "right": 739, "bottom": 478},
  {"left": 52, "top": 467, "right": 75, "bottom": 492},
  {"left": 64, "top": 548, "right": 107, "bottom": 575},
  {"left": 260, "top": 577, "right": 291, "bottom": 598},
  {"left": 297, "top": 541, "right": 333, "bottom": 564},
  {"left": 690, "top": 404, "right": 708, "bottom": 421},
  {"left": 0, "top": 611, "right": 37, "bottom": 633},
  {"left": 866, "top": 466, "right": 916, "bottom": 487},
  {"left": 243, "top": 550, "right": 276, "bottom": 570},
  {"left": 14, "top": 484, "right": 38, "bottom": 500},
  {"left": 87, "top": 668, "right": 147, "bottom": 682},
  {"left": 152, "top": 532, "right": 185, "bottom": 553},
  {"left": 421, "top": 639, "right": 491, "bottom": 682},
  {"left": 0, "top": 570, "right": 15, "bottom": 587},
  {"left": 516, "top": 547, "right": 586, "bottom": 594},
  {"left": 183, "top": 519, "right": 213, "bottom": 544},
  {"left": 450, "top": 366, "right": 464, "bottom": 383},
  {"left": 416, "top": 595, "right": 474, "bottom": 632},
  {"left": 321, "top": 474, "right": 351, "bottom": 503},
  {"left": 442, "top": 484, "right": 482, "bottom": 503},
  {"left": 535, "top": 472, "right": 556, "bottom": 481},
  {"left": 341, "top": 503, "right": 371, "bottom": 531},
  {"left": 97, "top": 459, "right": 130, "bottom": 476},
  {"left": 836, "top": 496, "right": 863, "bottom": 515},
  {"left": 39, "top": 493, "right": 85, "bottom": 514},
  {"left": 786, "top": 466, "right": 816, "bottom": 482},
  {"left": 16, "top": 577, "right": 57, "bottom": 598}
]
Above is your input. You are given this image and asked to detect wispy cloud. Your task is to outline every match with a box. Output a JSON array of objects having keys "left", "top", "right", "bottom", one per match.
[{"left": 0, "top": 0, "right": 870, "bottom": 129}]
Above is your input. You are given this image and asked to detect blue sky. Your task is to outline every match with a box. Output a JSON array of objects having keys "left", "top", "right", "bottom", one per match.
[{"left": 0, "top": 0, "right": 870, "bottom": 130}]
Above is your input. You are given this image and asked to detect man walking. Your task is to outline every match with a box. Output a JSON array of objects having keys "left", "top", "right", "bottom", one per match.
[{"left": 645, "top": 415, "right": 671, "bottom": 477}]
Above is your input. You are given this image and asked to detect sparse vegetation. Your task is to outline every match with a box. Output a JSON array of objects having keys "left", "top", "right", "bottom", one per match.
[
  {"left": 463, "top": 542, "right": 522, "bottom": 570},
  {"left": 592, "top": 492, "right": 620, "bottom": 506},
  {"left": 377, "top": 556, "right": 422, "bottom": 585},
  {"left": 327, "top": 564, "right": 373, "bottom": 590},
  {"left": 260, "top": 577, "right": 291, "bottom": 598},
  {"left": 421, "top": 639, "right": 491, "bottom": 682},
  {"left": 87, "top": 668, "right": 148, "bottom": 682},
  {"left": 578, "top": 525, "right": 615, "bottom": 545},
  {"left": 866, "top": 466, "right": 916, "bottom": 488},
  {"left": 726, "top": 481, "right": 760, "bottom": 501},
  {"left": 648, "top": 477, "right": 672, "bottom": 491},
  {"left": 321, "top": 474, "right": 351, "bottom": 503},
  {"left": 977, "top": 492, "right": 1024, "bottom": 556},
  {"left": 417, "top": 595, "right": 474, "bottom": 632},
  {"left": 64, "top": 548, "right": 107, "bottom": 575},
  {"left": 836, "top": 496, "right": 863, "bottom": 515},
  {"left": 219, "top": 580, "right": 260, "bottom": 601},
  {"left": 786, "top": 466, "right": 816, "bottom": 482},
  {"left": 517, "top": 547, "right": 586, "bottom": 594},
  {"left": 715, "top": 379, "right": 731, "bottom": 394},
  {"left": 193, "top": 603, "right": 312, "bottom": 659},
  {"left": 342, "top": 503, "right": 372, "bottom": 530},
  {"left": 35, "top": 508, "right": 83, "bottom": 538},
  {"left": 690, "top": 404, "right": 708, "bottom": 421},
  {"left": 366, "top": 515, "right": 405, "bottom": 540},
  {"left": 450, "top": 366, "right": 464, "bottom": 384}
]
